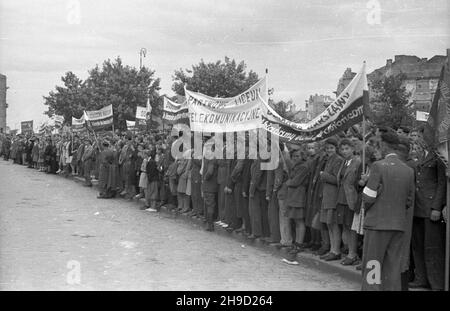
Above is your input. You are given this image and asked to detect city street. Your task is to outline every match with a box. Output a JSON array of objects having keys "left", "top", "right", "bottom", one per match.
[{"left": 0, "top": 160, "right": 358, "bottom": 291}]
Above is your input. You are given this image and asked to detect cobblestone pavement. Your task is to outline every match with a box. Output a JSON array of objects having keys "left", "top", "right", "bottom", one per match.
[{"left": 0, "top": 160, "right": 359, "bottom": 290}]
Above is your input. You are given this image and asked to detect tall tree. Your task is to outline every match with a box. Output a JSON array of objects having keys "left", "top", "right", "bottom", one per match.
[
  {"left": 43, "top": 57, "right": 161, "bottom": 130},
  {"left": 172, "top": 57, "right": 259, "bottom": 97},
  {"left": 370, "top": 73, "right": 413, "bottom": 128},
  {"left": 272, "top": 99, "right": 294, "bottom": 119},
  {"left": 43, "top": 71, "right": 88, "bottom": 123},
  {"left": 84, "top": 57, "right": 161, "bottom": 130}
]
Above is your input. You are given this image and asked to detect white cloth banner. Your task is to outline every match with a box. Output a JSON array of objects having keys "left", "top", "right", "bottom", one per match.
[
  {"left": 416, "top": 110, "right": 429, "bottom": 122},
  {"left": 184, "top": 64, "right": 367, "bottom": 138},
  {"left": 126, "top": 120, "right": 136, "bottom": 130},
  {"left": 189, "top": 96, "right": 263, "bottom": 132},
  {"left": 53, "top": 115, "right": 65, "bottom": 128},
  {"left": 164, "top": 97, "right": 187, "bottom": 112},
  {"left": 262, "top": 63, "right": 368, "bottom": 132},
  {"left": 72, "top": 115, "right": 85, "bottom": 132},
  {"left": 136, "top": 106, "right": 148, "bottom": 120},
  {"left": 72, "top": 115, "right": 85, "bottom": 126},
  {"left": 185, "top": 77, "right": 268, "bottom": 109},
  {"left": 84, "top": 104, "right": 113, "bottom": 121}
]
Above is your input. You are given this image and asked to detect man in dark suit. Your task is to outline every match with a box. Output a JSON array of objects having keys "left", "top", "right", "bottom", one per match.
[
  {"left": 97, "top": 140, "right": 114, "bottom": 198},
  {"left": 409, "top": 139, "right": 446, "bottom": 290},
  {"left": 361, "top": 131, "right": 415, "bottom": 291},
  {"left": 82, "top": 139, "right": 94, "bottom": 187},
  {"left": 248, "top": 158, "right": 269, "bottom": 239},
  {"left": 26, "top": 137, "right": 34, "bottom": 168},
  {"left": 238, "top": 158, "right": 253, "bottom": 235},
  {"left": 202, "top": 143, "right": 219, "bottom": 232}
]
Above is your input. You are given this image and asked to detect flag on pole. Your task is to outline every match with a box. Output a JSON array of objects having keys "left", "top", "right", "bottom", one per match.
[
  {"left": 72, "top": 114, "right": 86, "bottom": 132},
  {"left": 423, "top": 57, "right": 450, "bottom": 166},
  {"left": 146, "top": 96, "right": 152, "bottom": 119},
  {"left": 53, "top": 115, "right": 65, "bottom": 129}
]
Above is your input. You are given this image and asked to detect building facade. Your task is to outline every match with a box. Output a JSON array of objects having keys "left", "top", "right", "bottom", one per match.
[
  {"left": 0, "top": 74, "right": 7, "bottom": 133},
  {"left": 306, "top": 94, "right": 334, "bottom": 120},
  {"left": 336, "top": 67, "right": 357, "bottom": 97},
  {"left": 367, "top": 55, "right": 445, "bottom": 112},
  {"left": 336, "top": 55, "right": 446, "bottom": 115}
]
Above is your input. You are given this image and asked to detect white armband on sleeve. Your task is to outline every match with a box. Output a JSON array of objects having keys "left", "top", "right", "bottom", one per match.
[{"left": 363, "top": 186, "right": 377, "bottom": 198}]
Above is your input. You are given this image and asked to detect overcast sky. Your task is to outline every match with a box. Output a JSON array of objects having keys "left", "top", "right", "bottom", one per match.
[{"left": 1, "top": 0, "right": 449, "bottom": 129}]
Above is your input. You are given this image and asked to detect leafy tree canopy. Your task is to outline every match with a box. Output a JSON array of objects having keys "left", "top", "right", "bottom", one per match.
[
  {"left": 172, "top": 56, "right": 259, "bottom": 97},
  {"left": 369, "top": 73, "right": 413, "bottom": 129},
  {"left": 43, "top": 57, "right": 161, "bottom": 130}
]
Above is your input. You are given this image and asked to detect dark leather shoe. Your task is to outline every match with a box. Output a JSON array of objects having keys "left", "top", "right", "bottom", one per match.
[
  {"left": 408, "top": 280, "right": 430, "bottom": 289},
  {"left": 315, "top": 247, "right": 330, "bottom": 256},
  {"left": 303, "top": 242, "right": 314, "bottom": 249},
  {"left": 319, "top": 252, "right": 330, "bottom": 259},
  {"left": 341, "top": 256, "right": 360, "bottom": 266},
  {"left": 323, "top": 253, "right": 341, "bottom": 261},
  {"left": 310, "top": 243, "right": 321, "bottom": 251}
]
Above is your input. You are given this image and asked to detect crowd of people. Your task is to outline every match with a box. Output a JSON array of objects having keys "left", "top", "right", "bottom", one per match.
[{"left": 0, "top": 124, "right": 448, "bottom": 291}]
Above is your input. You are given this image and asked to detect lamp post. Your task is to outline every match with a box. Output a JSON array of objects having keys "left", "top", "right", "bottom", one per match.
[{"left": 139, "top": 48, "right": 147, "bottom": 69}]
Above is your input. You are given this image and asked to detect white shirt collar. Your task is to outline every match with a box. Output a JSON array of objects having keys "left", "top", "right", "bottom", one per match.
[{"left": 385, "top": 153, "right": 398, "bottom": 158}]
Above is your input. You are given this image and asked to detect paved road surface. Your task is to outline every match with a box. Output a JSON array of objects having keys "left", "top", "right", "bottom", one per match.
[{"left": 0, "top": 160, "right": 359, "bottom": 290}]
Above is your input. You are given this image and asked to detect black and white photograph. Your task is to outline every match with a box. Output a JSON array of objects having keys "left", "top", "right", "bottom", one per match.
[{"left": 0, "top": 0, "right": 449, "bottom": 296}]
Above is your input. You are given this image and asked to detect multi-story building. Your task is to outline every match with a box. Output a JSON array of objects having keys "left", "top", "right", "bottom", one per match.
[
  {"left": 368, "top": 55, "right": 446, "bottom": 112},
  {"left": 336, "top": 54, "right": 447, "bottom": 114},
  {"left": 0, "top": 74, "right": 7, "bottom": 133},
  {"left": 306, "top": 94, "right": 334, "bottom": 119},
  {"left": 336, "top": 68, "right": 357, "bottom": 97}
]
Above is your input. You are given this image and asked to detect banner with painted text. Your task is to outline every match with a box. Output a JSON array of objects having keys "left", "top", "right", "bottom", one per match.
[
  {"left": 260, "top": 64, "right": 368, "bottom": 142},
  {"left": 189, "top": 96, "right": 263, "bottom": 132},
  {"left": 21, "top": 120, "right": 34, "bottom": 135},
  {"left": 126, "top": 120, "right": 136, "bottom": 131},
  {"left": 84, "top": 104, "right": 113, "bottom": 130},
  {"left": 53, "top": 115, "right": 65, "bottom": 129},
  {"left": 262, "top": 64, "right": 369, "bottom": 132},
  {"left": 185, "top": 77, "right": 268, "bottom": 109},
  {"left": 136, "top": 106, "right": 148, "bottom": 120},
  {"left": 163, "top": 97, "right": 189, "bottom": 125},
  {"left": 261, "top": 92, "right": 367, "bottom": 142},
  {"left": 72, "top": 115, "right": 86, "bottom": 132}
]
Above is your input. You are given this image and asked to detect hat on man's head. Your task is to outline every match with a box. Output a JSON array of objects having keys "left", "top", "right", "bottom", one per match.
[
  {"left": 102, "top": 140, "right": 110, "bottom": 147},
  {"left": 398, "top": 126, "right": 410, "bottom": 134},
  {"left": 324, "top": 137, "right": 338, "bottom": 148},
  {"left": 380, "top": 131, "right": 400, "bottom": 146}
]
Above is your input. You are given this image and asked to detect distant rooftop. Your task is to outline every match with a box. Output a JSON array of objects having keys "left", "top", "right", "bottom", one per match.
[{"left": 368, "top": 55, "right": 446, "bottom": 81}]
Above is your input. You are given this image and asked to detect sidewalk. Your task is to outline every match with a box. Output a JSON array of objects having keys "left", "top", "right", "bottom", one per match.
[{"left": 71, "top": 174, "right": 362, "bottom": 285}]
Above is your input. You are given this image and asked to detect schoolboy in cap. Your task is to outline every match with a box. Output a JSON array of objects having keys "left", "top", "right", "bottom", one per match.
[
  {"left": 336, "top": 138, "right": 361, "bottom": 266},
  {"left": 318, "top": 137, "right": 344, "bottom": 261}
]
